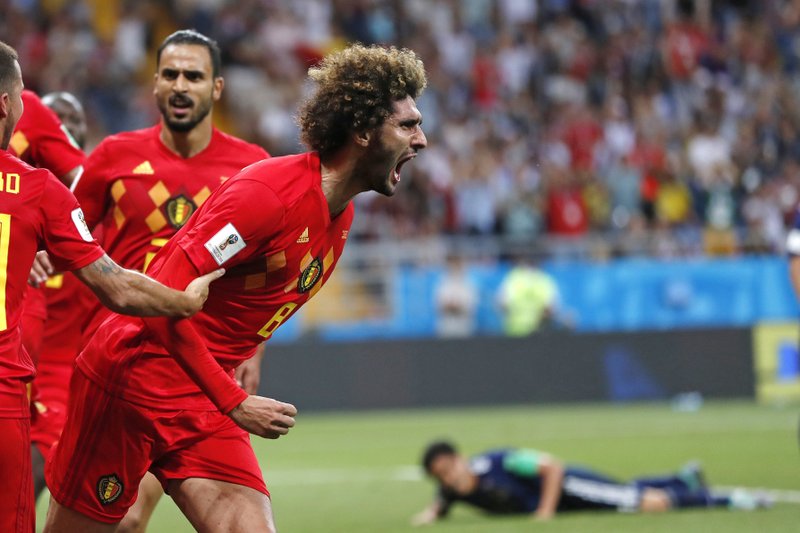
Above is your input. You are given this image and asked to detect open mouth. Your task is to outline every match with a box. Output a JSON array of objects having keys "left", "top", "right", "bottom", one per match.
[
  {"left": 169, "top": 97, "right": 193, "bottom": 117},
  {"left": 392, "top": 153, "right": 417, "bottom": 184}
]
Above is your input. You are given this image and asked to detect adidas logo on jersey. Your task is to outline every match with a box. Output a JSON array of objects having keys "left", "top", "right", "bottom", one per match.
[
  {"left": 296, "top": 227, "right": 309, "bottom": 243},
  {"left": 133, "top": 161, "right": 155, "bottom": 174}
]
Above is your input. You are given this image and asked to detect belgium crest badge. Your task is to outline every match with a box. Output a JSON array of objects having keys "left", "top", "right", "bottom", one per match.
[
  {"left": 298, "top": 257, "right": 323, "bottom": 293},
  {"left": 97, "top": 474, "right": 123, "bottom": 505}
]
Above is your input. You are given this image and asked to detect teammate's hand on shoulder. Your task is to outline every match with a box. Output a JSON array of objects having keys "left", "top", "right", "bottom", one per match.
[
  {"left": 229, "top": 395, "right": 297, "bottom": 439},
  {"left": 182, "top": 268, "right": 225, "bottom": 315}
]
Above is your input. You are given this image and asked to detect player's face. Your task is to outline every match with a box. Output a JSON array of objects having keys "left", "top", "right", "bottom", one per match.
[
  {"left": 361, "top": 95, "right": 427, "bottom": 197},
  {"left": 429, "top": 453, "right": 475, "bottom": 495},
  {"left": 48, "top": 98, "right": 87, "bottom": 149},
  {"left": 154, "top": 44, "right": 222, "bottom": 133},
  {"left": 0, "top": 61, "right": 24, "bottom": 150}
]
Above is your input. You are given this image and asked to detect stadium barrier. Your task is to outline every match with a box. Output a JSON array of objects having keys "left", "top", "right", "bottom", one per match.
[{"left": 261, "top": 328, "right": 754, "bottom": 411}]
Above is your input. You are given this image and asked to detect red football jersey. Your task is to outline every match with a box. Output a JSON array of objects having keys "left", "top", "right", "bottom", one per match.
[
  {"left": 11, "top": 90, "right": 86, "bottom": 327},
  {"left": 8, "top": 90, "right": 85, "bottom": 179},
  {"left": 0, "top": 151, "right": 103, "bottom": 417},
  {"left": 77, "top": 152, "right": 354, "bottom": 410},
  {"left": 38, "top": 272, "right": 95, "bottom": 365},
  {"left": 74, "top": 124, "right": 268, "bottom": 337}
]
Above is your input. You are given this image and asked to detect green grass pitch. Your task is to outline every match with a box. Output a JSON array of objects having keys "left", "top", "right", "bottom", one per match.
[{"left": 36, "top": 401, "right": 800, "bottom": 532}]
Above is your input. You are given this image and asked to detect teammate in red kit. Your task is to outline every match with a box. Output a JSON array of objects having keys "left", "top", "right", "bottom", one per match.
[
  {"left": 44, "top": 43, "right": 428, "bottom": 533},
  {"left": 11, "top": 88, "right": 86, "bottom": 366},
  {"left": 40, "top": 92, "right": 87, "bottom": 150},
  {"left": 40, "top": 30, "right": 269, "bottom": 529},
  {"left": 8, "top": 89, "right": 84, "bottom": 186},
  {"left": 28, "top": 90, "right": 94, "bottom": 502},
  {"left": 0, "top": 41, "right": 221, "bottom": 533}
]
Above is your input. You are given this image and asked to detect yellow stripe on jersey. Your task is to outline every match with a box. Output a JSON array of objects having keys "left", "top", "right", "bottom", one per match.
[{"left": 0, "top": 213, "right": 11, "bottom": 330}]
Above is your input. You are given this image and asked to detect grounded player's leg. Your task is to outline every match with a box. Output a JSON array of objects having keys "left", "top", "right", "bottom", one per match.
[
  {"left": 31, "top": 444, "right": 47, "bottom": 500},
  {"left": 638, "top": 488, "right": 672, "bottom": 512},
  {"left": 169, "top": 478, "right": 276, "bottom": 533},
  {"left": 115, "top": 473, "right": 164, "bottom": 533},
  {"left": 43, "top": 498, "right": 117, "bottom": 533}
]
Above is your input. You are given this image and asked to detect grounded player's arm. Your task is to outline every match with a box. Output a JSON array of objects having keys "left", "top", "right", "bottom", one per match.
[
  {"left": 410, "top": 501, "right": 446, "bottom": 526},
  {"left": 534, "top": 454, "right": 564, "bottom": 520},
  {"left": 503, "top": 449, "right": 563, "bottom": 520},
  {"left": 73, "top": 253, "right": 223, "bottom": 317}
]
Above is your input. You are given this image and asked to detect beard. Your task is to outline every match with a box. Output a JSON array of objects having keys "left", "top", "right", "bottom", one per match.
[
  {"left": 358, "top": 132, "right": 397, "bottom": 197},
  {"left": 158, "top": 93, "right": 213, "bottom": 133}
]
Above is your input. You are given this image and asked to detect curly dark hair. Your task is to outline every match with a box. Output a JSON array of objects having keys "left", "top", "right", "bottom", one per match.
[{"left": 297, "top": 44, "right": 427, "bottom": 159}]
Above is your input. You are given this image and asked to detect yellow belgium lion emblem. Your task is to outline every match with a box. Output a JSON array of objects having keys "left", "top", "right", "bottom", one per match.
[
  {"left": 298, "top": 257, "right": 323, "bottom": 294},
  {"left": 166, "top": 195, "right": 196, "bottom": 229}
]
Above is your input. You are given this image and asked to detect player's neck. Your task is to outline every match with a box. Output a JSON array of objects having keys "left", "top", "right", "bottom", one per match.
[
  {"left": 159, "top": 120, "right": 213, "bottom": 158},
  {"left": 319, "top": 147, "right": 362, "bottom": 218}
]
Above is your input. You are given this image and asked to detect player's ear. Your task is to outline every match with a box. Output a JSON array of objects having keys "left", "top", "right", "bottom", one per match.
[
  {"left": 353, "top": 128, "right": 371, "bottom": 147},
  {"left": 0, "top": 93, "right": 8, "bottom": 119},
  {"left": 212, "top": 76, "right": 224, "bottom": 101}
]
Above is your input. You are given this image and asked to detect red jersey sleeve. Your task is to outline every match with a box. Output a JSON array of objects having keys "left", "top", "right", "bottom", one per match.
[
  {"left": 177, "top": 178, "right": 286, "bottom": 273},
  {"left": 14, "top": 91, "right": 85, "bottom": 179},
  {"left": 38, "top": 171, "right": 105, "bottom": 272},
  {"left": 142, "top": 245, "right": 248, "bottom": 414},
  {"left": 72, "top": 140, "right": 112, "bottom": 230}
]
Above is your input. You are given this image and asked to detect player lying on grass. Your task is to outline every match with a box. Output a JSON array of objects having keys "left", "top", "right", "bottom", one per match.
[{"left": 412, "top": 440, "right": 770, "bottom": 525}]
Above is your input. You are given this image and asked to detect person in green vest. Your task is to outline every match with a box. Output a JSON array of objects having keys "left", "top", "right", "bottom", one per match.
[{"left": 497, "top": 254, "right": 569, "bottom": 335}]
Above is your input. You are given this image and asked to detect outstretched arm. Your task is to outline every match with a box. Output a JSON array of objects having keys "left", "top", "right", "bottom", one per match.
[
  {"left": 502, "top": 448, "right": 564, "bottom": 521},
  {"left": 534, "top": 455, "right": 565, "bottom": 521},
  {"left": 74, "top": 253, "right": 222, "bottom": 317},
  {"left": 411, "top": 501, "right": 446, "bottom": 527}
]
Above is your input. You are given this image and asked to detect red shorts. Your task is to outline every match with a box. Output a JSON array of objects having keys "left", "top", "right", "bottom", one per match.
[
  {"left": 0, "top": 417, "right": 34, "bottom": 533},
  {"left": 30, "top": 361, "right": 73, "bottom": 457},
  {"left": 46, "top": 370, "right": 268, "bottom": 524}
]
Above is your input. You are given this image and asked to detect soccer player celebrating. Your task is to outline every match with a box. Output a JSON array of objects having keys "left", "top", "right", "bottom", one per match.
[
  {"left": 11, "top": 87, "right": 87, "bottom": 367},
  {"left": 412, "top": 440, "right": 769, "bottom": 525},
  {"left": 43, "top": 43, "right": 428, "bottom": 533},
  {"left": 37, "top": 29, "right": 269, "bottom": 530},
  {"left": 0, "top": 41, "right": 222, "bottom": 533},
  {"left": 28, "top": 90, "right": 93, "bottom": 502}
]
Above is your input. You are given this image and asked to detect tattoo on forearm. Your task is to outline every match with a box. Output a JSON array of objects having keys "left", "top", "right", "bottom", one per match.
[{"left": 92, "top": 257, "right": 122, "bottom": 275}]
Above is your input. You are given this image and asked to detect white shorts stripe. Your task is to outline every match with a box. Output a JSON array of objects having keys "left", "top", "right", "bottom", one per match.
[{"left": 562, "top": 475, "right": 639, "bottom": 510}]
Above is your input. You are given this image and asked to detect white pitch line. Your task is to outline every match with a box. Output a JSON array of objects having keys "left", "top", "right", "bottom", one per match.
[
  {"left": 716, "top": 486, "right": 800, "bottom": 504},
  {"left": 265, "top": 465, "right": 422, "bottom": 486}
]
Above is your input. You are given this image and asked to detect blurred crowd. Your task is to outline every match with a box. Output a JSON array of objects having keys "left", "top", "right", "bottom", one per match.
[{"left": 3, "top": 0, "right": 800, "bottom": 257}]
